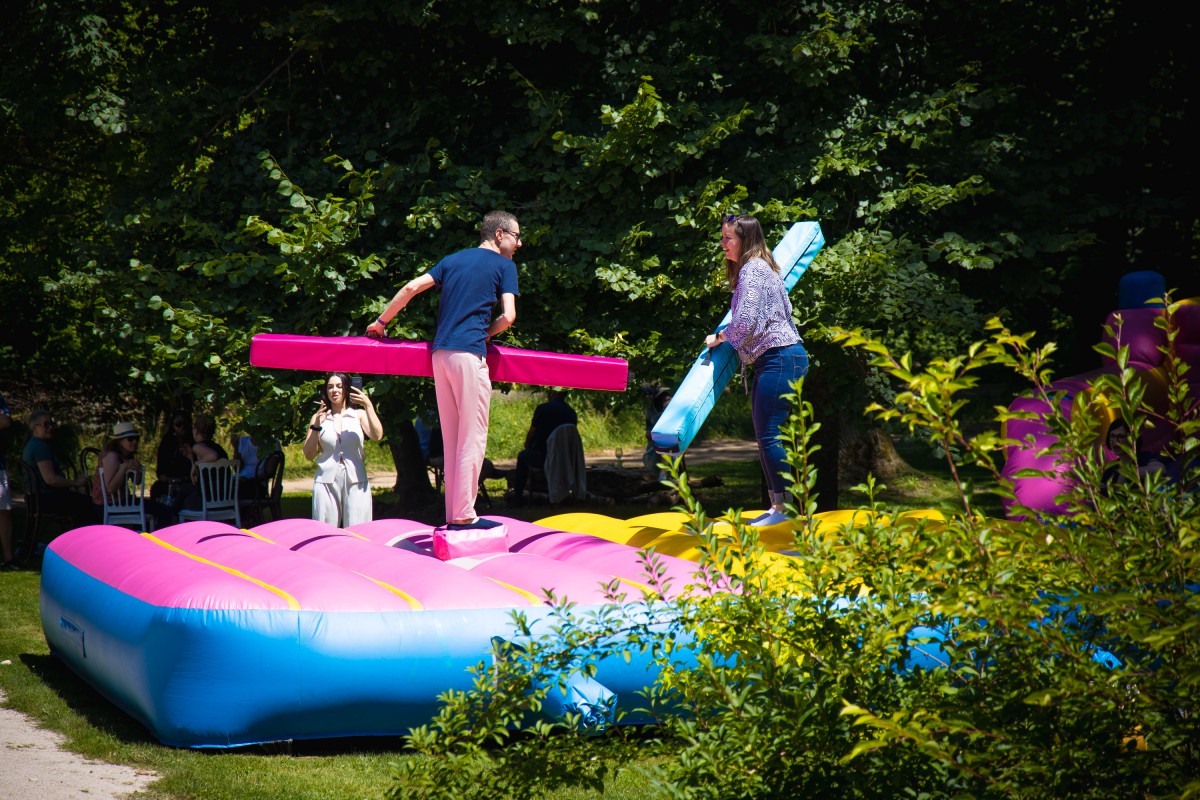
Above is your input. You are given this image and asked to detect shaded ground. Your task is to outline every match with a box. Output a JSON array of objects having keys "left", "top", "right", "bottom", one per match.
[{"left": 279, "top": 437, "right": 759, "bottom": 494}]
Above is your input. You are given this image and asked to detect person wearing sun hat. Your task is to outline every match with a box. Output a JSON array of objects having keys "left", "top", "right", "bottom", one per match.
[{"left": 92, "top": 420, "right": 174, "bottom": 529}]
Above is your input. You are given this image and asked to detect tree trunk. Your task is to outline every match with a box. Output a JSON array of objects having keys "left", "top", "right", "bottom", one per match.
[
  {"left": 839, "top": 427, "right": 913, "bottom": 484},
  {"left": 384, "top": 417, "right": 438, "bottom": 509},
  {"left": 804, "top": 372, "right": 841, "bottom": 513}
]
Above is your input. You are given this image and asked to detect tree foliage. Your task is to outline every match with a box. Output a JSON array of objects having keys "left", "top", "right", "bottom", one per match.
[{"left": 1, "top": 1, "right": 1194, "bottom": 439}]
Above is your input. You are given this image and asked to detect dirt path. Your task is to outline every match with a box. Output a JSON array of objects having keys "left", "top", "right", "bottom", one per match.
[
  {"left": 0, "top": 688, "right": 154, "bottom": 800},
  {"left": 280, "top": 437, "right": 758, "bottom": 493}
]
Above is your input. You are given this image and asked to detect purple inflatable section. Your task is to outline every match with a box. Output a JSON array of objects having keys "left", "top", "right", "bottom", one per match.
[{"left": 1001, "top": 300, "right": 1200, "bottom": 516}]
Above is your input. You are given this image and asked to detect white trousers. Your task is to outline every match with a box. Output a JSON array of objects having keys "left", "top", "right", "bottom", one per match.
[
  {"left": 312, "top": 463, "right": 372, "bottom": 528},
  {"left": 432, "top": 349, "right": 491, "bottom": 523}
]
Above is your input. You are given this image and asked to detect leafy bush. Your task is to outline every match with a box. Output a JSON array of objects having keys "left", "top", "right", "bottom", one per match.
[{"left": 388, "top": 314, "right": 1198, "bottom": 800}]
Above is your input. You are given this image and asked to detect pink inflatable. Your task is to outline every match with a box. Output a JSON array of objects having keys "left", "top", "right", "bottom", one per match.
[
  {"left": 1002, "top": 297, "right": 1199, "bottom": 517},
  {"left": 249, "top": 334, "right": 628, "bottom": 391}
]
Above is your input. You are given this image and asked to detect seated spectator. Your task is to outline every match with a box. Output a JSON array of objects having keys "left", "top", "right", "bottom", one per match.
[
  {"left": 150, "top": 411, "right": 193, "bottom": 502},
  {"left": 510, "top": 388, "right": 578, "bottom": 505},
  {"left": 91, "top": 421, "right": 174, "bottom": 530},
  {"left": 21, "top": 409, "right": 95, "bottom": 522},
  {"left": 1, "top": 392, "right": 14, "bottom": 569},
  {"left": 170, "top": 413, "right": 230, "bottom": 514},
  {"left": 418, "top": 413, "right": 506, "bottom": 497},
  {"left": 231, "top": 431, "right": 279, "bottom": 500},
  {"left": 1102, "top": 421, "right": 1181, "bottom": 488},
  {"left": 643, "top": 386, "right": 674, "bottom": 477}
]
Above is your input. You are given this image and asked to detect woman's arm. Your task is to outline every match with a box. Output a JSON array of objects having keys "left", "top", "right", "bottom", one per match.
[
  {"left": 352, "top": 388, "right": 384, "bottom": 442},
  {"left": 302, "top": 407, "right": 326, "bottom": 461},
  {"left": 99, "top": 452, "right": 128, "bottom": 496}
]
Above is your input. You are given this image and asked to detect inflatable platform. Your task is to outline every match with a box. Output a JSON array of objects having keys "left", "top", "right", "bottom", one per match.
[
  {"left": 41, "top": 509, "right": 965, "bottom": 749},
  {"left": 651, "top": 221, "right": 824, "bottom": 455}
]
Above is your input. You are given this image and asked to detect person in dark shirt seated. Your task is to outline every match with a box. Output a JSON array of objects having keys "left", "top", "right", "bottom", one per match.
[
  {"left": 510, "top": 389, "right": 578, "bottom": 505},
  {"left": 150, "top": 411, "right": 193, "bottom": 503},
  {"left": 1102, "top": 421, "right": 1181, "bottom": 488},
  {"left": 20, "top": 409, "right": 95, "bottom": 523}
]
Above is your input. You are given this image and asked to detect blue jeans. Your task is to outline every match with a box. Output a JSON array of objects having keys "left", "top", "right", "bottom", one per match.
[{"left": 751, "top": 342, "right": 810, "bottom": 497}]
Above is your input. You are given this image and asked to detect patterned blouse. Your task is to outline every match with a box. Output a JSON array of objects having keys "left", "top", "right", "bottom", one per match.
[{"left": 722, "top": 257, "right": 800, "bottom": 365}]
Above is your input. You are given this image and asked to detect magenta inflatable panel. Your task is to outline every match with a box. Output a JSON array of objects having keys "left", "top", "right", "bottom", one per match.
[
  {"left": 249, "top": 334, "right": 628, "bottom": 392},
  {"left": 1002, "top": 297, "right": 1200, "bottom": 518}
]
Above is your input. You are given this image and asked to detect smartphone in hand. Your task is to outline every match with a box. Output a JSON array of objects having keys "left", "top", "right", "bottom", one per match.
[{"left": 350, "top": 375, "right": 363, "bottom": 392}]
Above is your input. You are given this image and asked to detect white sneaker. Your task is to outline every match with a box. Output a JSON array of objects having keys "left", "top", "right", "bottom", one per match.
[
  {"left": 745, "top": 511, "right": 772, "bottom": 525},
  {"left": 750, "top": 510, "right": 790, "bottom": 527}
]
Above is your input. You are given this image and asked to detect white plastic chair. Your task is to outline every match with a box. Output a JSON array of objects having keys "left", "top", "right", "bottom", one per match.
[
  {"left": 98, "top": 464, "right": 149, "bottom": 532},
  {"left": 178, "top": 459, "right": 241, "bottom": 527}
]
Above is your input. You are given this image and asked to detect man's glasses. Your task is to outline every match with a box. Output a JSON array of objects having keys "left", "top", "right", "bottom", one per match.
[{"left": 500, "top": 228, "right": 522, "bottom": 243}]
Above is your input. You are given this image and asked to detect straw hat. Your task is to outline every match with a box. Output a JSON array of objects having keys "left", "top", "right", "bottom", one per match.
[{"left": 111, "top": 421, "right": 139, "bottom": 439}]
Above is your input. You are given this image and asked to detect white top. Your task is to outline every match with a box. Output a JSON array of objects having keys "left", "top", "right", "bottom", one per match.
[{"left": 313, "top": 409, "right": 368, "bottom": 485}]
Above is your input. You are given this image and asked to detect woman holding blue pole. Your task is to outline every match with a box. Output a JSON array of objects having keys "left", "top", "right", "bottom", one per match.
[{"left": 705, "top": 214, "right": 810, "bottom": 527}]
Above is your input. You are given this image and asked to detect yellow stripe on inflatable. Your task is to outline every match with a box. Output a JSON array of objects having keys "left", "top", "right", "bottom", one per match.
[
  {"left": 141, "top": 533, "right": 302, "bottom": 611},
  {"left": 613, "top": 576, "right": 656, "bottom": 597},
  {"left": 358, "top": 575, "right": 424, "bottom": 611},
  {"left": 483, "top": 577, "right": 544, "bottom": 606}
]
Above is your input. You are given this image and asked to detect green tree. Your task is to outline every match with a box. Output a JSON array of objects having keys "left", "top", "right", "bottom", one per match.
[{"left": 2, "top": 1, "right": 1193, "bottom": 479}]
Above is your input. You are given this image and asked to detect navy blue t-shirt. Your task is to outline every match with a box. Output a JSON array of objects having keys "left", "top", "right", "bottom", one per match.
[{"left": 428, "top": 247, "right": 519, "bottom": 357}]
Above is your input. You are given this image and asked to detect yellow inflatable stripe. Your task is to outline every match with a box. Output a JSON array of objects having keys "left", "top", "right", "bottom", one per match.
[
  {"left": 359, "top": 575, "right": 424, "bottom": 611},
  {"left": 615, "top": 576, "right": 656, "bottom": 596},
  {"left": 141, "top": 533, "right": 302, "bottom": 611},
  {"left": 483, "top": 577, "right": 544, "bottom": 606},
  {"left": 242, "top": 530, "right": 276, "bottom": 544}
]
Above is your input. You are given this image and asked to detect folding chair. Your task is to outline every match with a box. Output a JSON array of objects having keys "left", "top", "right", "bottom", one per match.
[
  {"left": 78, "top": 447, "right": 101, "bottom": 494},
  {"left": 178, "top": 459, "right": 240, "bottom": 527},
  {"left": 15, "top": 460, "right": 86, "bottom": 565},
  {"left": 98, "top": 464, "right": 149, "bottom": 532}
]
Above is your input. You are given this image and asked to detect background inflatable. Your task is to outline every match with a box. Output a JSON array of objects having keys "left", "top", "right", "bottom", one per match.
[{"left": 1001, "top": 271, "right": 1199, "bottom": 516}]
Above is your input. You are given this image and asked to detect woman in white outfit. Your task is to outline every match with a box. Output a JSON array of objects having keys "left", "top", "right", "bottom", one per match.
[{"left": 303, "top": 372, "right": 384, "bottom": 527}]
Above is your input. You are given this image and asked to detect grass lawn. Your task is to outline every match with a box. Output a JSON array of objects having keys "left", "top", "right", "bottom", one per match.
[{"left": 0, "top": 439, "right": 1002, "bottom": 799}]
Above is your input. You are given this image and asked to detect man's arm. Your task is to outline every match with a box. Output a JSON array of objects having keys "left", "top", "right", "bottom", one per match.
[
  {"left": 36, "top": 459, "right": 86, "bottom": 490},
  {"left": 486, "top": 292, "right": 517, "bottom": 339},
  {"left": 367, "top": 274, "right": 437, "bottom": 338}
]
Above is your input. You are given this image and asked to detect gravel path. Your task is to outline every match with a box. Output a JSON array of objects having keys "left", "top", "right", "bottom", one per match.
[{"left": 0, "top": 688, "right": 154, "bottom": 800}]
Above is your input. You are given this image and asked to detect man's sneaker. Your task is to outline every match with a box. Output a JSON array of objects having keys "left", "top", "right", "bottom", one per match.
[{"left": 445, "top": 517, "right": 505, "bottom": 531}]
